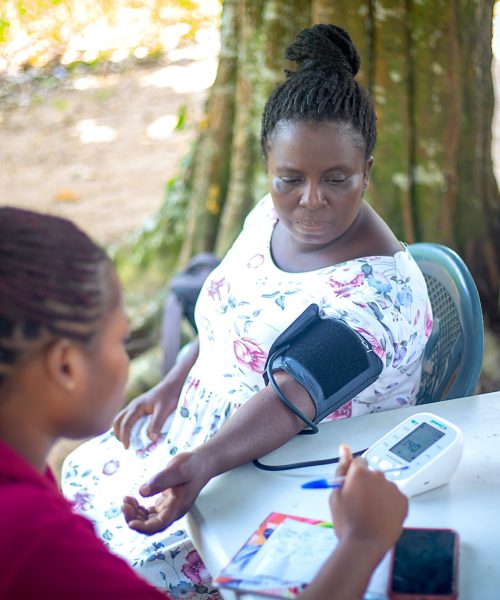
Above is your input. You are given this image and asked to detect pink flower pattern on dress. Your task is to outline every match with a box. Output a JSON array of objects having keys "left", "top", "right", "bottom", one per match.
[
  {"left": 183, "top": 377, "right": 200, "bottom": 404},
  {"left": 135, "top": 436, "right": 166, "bottom": 457},
  {"left": 424, "top": 307, "right": 433, "bottom": 337},
  {"left": 328, "top": 272, "right": 365, "bottom": 297},
  {"left": 247, "top": 253, "right": 264, "bottom": 269},
  {"left": 102, "top": 459, "right": 119, "bottom": 476},
  {"left": 233, "top": 337, "right": 267, "bottom": 373},
  {"left": 324, "top": 400, "right": 352, "bottom": 421},
  {"left": 71, "top": 491, "right": 94, "bottom": 512},
  {"left": 206, "top": 277, "right": 229, "bottom": 301},
  {"left": 181, "top": 549, "right": 210, "bottom": 585},
  {"left": 354, "top": 326, "right": 386, "bottom": 360}
]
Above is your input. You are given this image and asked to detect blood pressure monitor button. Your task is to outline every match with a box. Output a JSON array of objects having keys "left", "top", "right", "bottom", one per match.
[
  {"left": 368, "top": 455, "right": 380, "bottom": 465},
  {"left": 379, "top": 460, "right": 393, "bottom": 470}
]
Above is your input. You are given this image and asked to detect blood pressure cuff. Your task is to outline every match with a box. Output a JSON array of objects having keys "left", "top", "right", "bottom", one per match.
[{"left": 263, "top": 303, "right": 383, "bottom": 431}]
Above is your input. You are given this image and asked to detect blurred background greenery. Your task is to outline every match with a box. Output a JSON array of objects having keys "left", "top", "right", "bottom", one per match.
[{"left": 0, "top": 0, "right": 219, "bottom": 72}]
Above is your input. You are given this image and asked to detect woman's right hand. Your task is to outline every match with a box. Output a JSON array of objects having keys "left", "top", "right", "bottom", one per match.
[
  {"left": 298, "top": 446, "right": 408, "bottom": 600},
  {"left": 330, "top": 444, "right": 408, "bottom": 554},
  {"left": 113, "top": 380, "right": 179, "bottom": 449},
  {"left": 114, "top": 339, "right": 200, "bottom": 449},
  {"left": 122, "top": 450, "right": 212, "bottom": 534}
]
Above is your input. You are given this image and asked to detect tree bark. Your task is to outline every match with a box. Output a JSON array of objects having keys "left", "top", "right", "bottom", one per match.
[{"left": 178, "top": 0, "right": 239, "bottom": 263}]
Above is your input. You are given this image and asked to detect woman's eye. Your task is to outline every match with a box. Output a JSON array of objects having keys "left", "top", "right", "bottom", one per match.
[
  {"left": 325, "top": 177, "right": 346, "bottom": 184},
  {"left": 274, "top": 177, "right": 302, "bottom": 191}
]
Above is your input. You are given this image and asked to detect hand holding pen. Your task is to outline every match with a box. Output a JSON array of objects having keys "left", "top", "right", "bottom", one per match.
[
  {"left": 328, "top": 444, "right": 408, "bottom": 548},
  {"left": 302, "top": 465, "right": 408, "bottom": 489}
]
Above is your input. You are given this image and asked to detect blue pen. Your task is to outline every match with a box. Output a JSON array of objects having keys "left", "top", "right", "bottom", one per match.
[{"left": 302, "top": 466, "right": 409, "bottom": 489}]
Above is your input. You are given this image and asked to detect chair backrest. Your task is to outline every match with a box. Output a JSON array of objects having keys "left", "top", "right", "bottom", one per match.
[{"left": 408, "top": 243, "right": 484, "bottom": 404}]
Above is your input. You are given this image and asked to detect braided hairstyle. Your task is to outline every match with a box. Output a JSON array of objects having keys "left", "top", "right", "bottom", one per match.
[
  {"left": 261, "top": 23, "right": 376, "bottom": 160},
  {"left": 0, "top": 207, "right": 117, "bottom": 386}
]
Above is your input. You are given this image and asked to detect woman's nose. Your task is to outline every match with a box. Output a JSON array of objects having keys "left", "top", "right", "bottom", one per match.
[{"left": 299, "top": 182, "right": 326, "bottom": 209}]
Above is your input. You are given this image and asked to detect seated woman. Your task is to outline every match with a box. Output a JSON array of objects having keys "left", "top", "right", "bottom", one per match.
[
  {"left": 62, "top": 23, "right": 432, "bottom": 596},
  {"left": 0, "top": 207, "right": 408, "bottom": 600}
]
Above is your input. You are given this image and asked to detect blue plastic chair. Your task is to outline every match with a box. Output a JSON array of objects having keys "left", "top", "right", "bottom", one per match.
[{"left": 408, "top": 243, "right": 484, "bottom": 404}]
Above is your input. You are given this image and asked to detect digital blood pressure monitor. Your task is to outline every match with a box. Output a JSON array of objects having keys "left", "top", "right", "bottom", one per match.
[{"left": 362, "top": 412, "right": 464, "bottom": 497}]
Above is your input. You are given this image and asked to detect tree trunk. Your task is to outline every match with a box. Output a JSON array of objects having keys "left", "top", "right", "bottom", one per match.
[
  {"left": 178, "top": 0, "right": 239, "bottom": 263},
  {"left": 165, "top": 0, "right": 500, "bottom": 325},
  {"left": 179, "top": 0, "right": 311, "bottom": 261}
]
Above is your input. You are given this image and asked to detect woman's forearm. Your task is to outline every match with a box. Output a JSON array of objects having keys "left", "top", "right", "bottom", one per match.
[
  {"left": 195, "top": 372, "right": 315, "bottom": 478},
  {"left": 160, "top": 338, "right": 199, "bottom": 393},
  {"left": 298, "top": 537, "right": 384, "bottom": 600},
  {"left": 135, "top": 372, "right": 317, "bottom": 529}
]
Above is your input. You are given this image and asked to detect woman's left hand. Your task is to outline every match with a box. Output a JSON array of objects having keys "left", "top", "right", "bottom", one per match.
[{"left": 121, "top": 451, "right": 210, "bottom": 534}]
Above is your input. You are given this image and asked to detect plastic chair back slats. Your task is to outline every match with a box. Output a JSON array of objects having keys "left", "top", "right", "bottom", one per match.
[{"left": 408, "top": 243, "right": 484, "bottom": 404}]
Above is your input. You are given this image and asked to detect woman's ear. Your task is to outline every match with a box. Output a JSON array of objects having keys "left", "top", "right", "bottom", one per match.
[
  {"left": 363, "top": 156, "right": 374, "bottom": 192},
  {"left": 44, "top": 339, "right": 81, "bottom": 393}
]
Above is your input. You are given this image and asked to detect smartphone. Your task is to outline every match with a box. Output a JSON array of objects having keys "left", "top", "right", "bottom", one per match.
[{"left": 387, "top": 527, "right": 459, "bottom": 600}]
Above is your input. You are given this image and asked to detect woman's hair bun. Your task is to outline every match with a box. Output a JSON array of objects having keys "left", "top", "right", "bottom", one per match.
[{"left": 285, "top": 23, "right": 360, "bottom": 78}]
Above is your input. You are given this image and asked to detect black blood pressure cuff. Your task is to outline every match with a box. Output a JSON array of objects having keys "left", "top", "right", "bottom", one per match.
[{"left": 263, "top": 304, "right": 383, "bottom": 432}]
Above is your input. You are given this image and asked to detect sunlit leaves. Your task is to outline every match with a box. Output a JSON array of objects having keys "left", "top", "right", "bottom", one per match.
[{"left": 0, "top": 0, "right": 221, "bottom": 74}]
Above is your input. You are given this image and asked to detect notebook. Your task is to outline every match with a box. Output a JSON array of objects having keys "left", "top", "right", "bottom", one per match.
[{"left": 214, "top": 511, "right": 390, "bottom": 599}]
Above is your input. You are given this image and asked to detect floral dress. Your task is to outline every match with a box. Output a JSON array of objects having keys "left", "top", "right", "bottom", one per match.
[{"left": 62, "top": 194, "right": 432, "bottom": 598}]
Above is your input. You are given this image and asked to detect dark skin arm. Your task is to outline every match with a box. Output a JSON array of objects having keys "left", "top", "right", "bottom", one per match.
[
  {"left": 122, "top": 372, "right": 314, "bottom": 533},
  {"left": 124, "top": 445, "right": 408, "bottom": 600},
  {"left": 299, "top": 446, "right": 408, "bottom": 600},
  {"left": 113, "top": 339, "right": 199, "bottom": 448}
]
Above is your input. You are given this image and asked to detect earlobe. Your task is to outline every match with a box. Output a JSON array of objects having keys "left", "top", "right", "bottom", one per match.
[
  {"left": 363, "top": 156, "right": 374, "bottom": 191},
  {"left": 45, "top": 339, "right": 78, "bottom": 392}
]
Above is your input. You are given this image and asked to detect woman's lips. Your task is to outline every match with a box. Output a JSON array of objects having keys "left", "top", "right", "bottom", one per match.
[{"left": 297, "top": 220, "right": 328, "bottom": 231}]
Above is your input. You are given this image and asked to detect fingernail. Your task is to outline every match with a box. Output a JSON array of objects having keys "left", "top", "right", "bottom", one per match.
[
  {"left": 339, "top": 444, "right": 347, "bottom": 459},
  {"left": 139, "top": 484, "right": 150, "bottom": 496},
  {"left": 149, "top": 432, "right": 158, "bottom": 442}
]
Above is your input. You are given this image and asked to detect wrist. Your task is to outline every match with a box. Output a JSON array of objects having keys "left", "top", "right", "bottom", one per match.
[
  {"left": 191, "top": 444, "right": 221, "bottom": 483},
  {"left": 298, "top": 535, "right": 386, "bottom": 600},
  {"left": 336, "top": 535, "right": 385, "bottom": 569},
  {"left": 158, "top": 370, "right": 184, "bottom": 395}
]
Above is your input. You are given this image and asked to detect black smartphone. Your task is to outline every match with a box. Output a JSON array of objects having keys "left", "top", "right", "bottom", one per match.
[{"left": 387, "top": 527, "right": 459, "bottom": 600}]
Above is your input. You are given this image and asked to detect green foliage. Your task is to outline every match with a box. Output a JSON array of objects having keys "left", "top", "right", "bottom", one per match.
[
  {"left": 52, "top": 96, "right": 68, "bottom": 110},
  {"left": 0, "top": 16, "right": 10, "bottom": 42},
  {"left": 112, "top": 171, "right": 189, "bottom": 281},
  {"left": 174, "top": 103, "right": 187, "bottom": 131},
  {"left": 0, "top": 0, "right": 221, "bottom": 74},
  {"left": 110, "top": 218, "right": 180, "bottom": 349},
  {"left": 109, "top": 140, "right": 196, "bottom": 365},
  {"left": 125, "top": 344, "right": 162, "bottom": 402}
]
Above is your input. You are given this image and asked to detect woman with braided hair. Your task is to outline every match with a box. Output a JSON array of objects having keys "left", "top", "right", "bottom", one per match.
[
  {"left": 0, "top": 207, "right": 164, "bottom": 598},
  {"left": 0, "top": 207, "right": 408, "bottom": 599},
  {"left": 61, "top": 23, "right": 431, "bottom": 596}
]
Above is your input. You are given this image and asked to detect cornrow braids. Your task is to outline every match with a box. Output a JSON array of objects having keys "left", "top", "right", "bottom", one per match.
[
  {"left": 0, "top": 207, "right": 116, "bottom": 385},
  {"left": 261, "top": 23, "right": 376, "bottom": 160}
]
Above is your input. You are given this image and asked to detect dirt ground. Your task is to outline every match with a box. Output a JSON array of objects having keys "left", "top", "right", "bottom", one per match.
[{"left": 0, "top": 47, "right": 216, "bottom": 245}]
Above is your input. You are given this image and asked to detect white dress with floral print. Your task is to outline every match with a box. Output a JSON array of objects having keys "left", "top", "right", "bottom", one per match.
[{"left": 62, "top": 194, "right": 432, "bottom": 598}]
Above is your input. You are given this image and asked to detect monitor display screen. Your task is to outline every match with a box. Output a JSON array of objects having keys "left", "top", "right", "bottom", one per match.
[{"left": 389, "top": 422, "right": 445, "bottom": 463}]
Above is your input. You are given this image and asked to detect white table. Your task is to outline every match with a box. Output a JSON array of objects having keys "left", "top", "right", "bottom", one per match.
[{"left": 186, "top": 392, "right": 500, "bottom": 599}]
